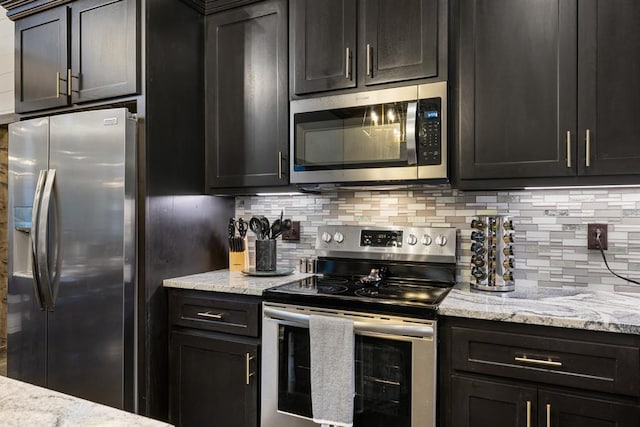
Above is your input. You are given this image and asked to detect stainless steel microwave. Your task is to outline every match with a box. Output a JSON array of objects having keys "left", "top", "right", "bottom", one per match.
[{"left": 290, "top": 82, "right": 447, "bottom": 186}]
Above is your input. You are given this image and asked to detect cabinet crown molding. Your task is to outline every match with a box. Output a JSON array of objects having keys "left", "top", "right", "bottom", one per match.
[{"left": 1, "top": 0, "right": 71, "bottom": 20}]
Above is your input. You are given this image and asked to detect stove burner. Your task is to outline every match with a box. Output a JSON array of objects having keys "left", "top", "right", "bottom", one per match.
[
  {"left": 317, "top": 284, "right": 349, "bottom": 294},
  {"left": 354, "top": 283, "right": 446, "bottom": 303}
]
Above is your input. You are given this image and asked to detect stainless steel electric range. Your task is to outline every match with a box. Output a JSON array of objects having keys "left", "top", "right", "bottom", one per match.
[{"left": 261, "top": 225, "right": 457, "bottom": 427}]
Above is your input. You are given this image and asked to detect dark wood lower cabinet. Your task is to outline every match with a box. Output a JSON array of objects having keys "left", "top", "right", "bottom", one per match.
[
  {"left": 539, "top": 390, "right": 640, "bottom": 427},
  {"left": 451, "top": 376, "right": 537, "bottom": 427},
  {"left": 168, "top": 289, "right": 262, "bottom": 427},
  {"left": 440, "top": 317, "right": 640, "bottom": 427},
  {"left": 169, "top": 329, "right": 259, "bottom": 427},
  {"left": 451, "top": 376, "right": 640, "bottom": 427}
]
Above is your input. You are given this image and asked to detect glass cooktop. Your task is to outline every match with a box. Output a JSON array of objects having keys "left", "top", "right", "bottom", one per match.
[{"left": 263, "top": 275, "right": 452, "bottom": 319}]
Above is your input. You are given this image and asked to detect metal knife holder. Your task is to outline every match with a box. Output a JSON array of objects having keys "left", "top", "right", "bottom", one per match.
[{"left": 470, "top": 215, "right": 515, "bottom": 292}]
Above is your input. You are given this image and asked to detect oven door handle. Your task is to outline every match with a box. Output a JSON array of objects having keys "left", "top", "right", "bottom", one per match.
[{"left": 263, "top": 307, "right": 433, "bottom": 338}]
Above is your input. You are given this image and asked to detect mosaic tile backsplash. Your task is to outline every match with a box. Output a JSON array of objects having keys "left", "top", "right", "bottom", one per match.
[{"left": 235, "top": 187, "right": 640, "bottom": 293}]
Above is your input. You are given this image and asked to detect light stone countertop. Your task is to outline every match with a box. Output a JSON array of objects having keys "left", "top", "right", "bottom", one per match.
[
  {"left": 162, "top": 269, "right": 640, "bottom": 335},
  {"left": 0, "top": 376, "right": 172, "bottom": 427},
  {"left": 162, "top": 269, "right": 314, "bottom": 296},
  {"left": 439, "top": 282, "right": 640, "bottom": 335}
]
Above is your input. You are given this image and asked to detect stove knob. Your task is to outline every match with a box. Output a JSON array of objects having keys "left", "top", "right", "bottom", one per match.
[
  {"left": 407, "top": 234, "right": 418, "bottom": 246},
  {"left": 321, "top": 232, "right": 332, "bottom": 243},
  {"left": 435, "top": 235, "right": 448, "bottom": 246},
  {"left": 333, "top": 232, "right": 344, "bottom": 243},
  {"left": 422, "top": 234, "right": 433, "bottom": 246}
]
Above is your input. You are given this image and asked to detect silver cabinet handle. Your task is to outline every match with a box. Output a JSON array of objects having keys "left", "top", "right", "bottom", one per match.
[
  {"left": 245, "top": 353, "right": 255, "bottom": 385},
  {"left": 345, "top": 47, "right": 351, "bottom": 79},
  {"left": 526, "top": 401, "right": 532, "bottom": 427},
  {"left": 515, "top": 355, "right": 562, "bottom": 367},
  {"left": 585, "top": 129, "right": 591, "bottom": 167},
  {"left": 546, "top": 403, "right": 551, "bottom": 427},
  {"left": 406, "top": 102, "right": 418, "bottom": 165},
  {"left": 278, "top": 151, "right": 283, "bottom": 179},
  {"left": 196, "top": 311, "right": 223, "bottom": 319},
  {"left": 30, "top": 170, "right": 47, "bottom": 311},
  {"left": 366, "top": 43, "right": 372, "bottom": 76},
  {"left": 566, "top": 131, "right": 572, "bottom": 168},
  {"left": 56, "top": 72, "right": 61, "bottom": 98}
]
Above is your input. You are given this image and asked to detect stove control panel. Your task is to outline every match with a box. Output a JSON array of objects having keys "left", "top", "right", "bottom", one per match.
[{"left": 316, "top": 225, "right": 457, "bottom": 263}]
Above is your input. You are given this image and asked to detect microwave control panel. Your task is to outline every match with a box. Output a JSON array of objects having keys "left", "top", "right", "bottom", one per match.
[{"left": 417, "top": 98, "right": 442, "bottom": 166}]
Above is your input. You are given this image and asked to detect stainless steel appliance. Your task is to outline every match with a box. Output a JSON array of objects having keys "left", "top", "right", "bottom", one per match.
[
  {"left": 290, "top": 82, "right": 448, "bottom": 186},
  {"left": 261, "top": 225, "right": 457, "bottom": 427},
  {"left": 7, "top": 108, "right": 136, "bottom": 409}
]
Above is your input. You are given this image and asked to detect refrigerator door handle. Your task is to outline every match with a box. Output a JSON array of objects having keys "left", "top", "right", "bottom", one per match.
[
  {"left": 30, "top": 170, "right": 47, "bottom": 310},
  {"left": 37, "top": 169, "right": 58, "bottom": 310}
]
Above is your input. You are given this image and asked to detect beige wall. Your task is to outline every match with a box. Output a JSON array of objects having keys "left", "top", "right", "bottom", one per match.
[{"left": 0, "top": 9, "right": 14, "bottom": 115}]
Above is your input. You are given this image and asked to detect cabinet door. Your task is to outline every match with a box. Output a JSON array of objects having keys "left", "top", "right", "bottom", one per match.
[
  {"left": 451, "top": 376, "right": 537, "bottom": 427},
  {"left": 70, "top": 0, "right": 138, "bottom": 103},
  {"left": 540, "top": 390, "right": 640, "bottom": 427},
  {"left": 361, "top": 0, "right": 439, "bottom": 86},
  {"left": 14, "top": 6, "right": 69, "bottom": 113},
  {"left": 205, "top": 0, "right": 288, "bottom": 189},
  {"left": 169, "top": 329, "right": 259, "bottom": 427},
  {"left": 291, "top": 0, "right": 356, "bottom": 94},
  {"left": 577, "top": 0, "right": 640, "bottom": 176},
  {"left": 457, "top": 0, "right": 578, "bottom": 180}
]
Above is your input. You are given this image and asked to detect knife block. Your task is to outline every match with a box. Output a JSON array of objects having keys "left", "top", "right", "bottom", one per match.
[{"left": 229, "top": 238, "right": 249, "bottom": 271}]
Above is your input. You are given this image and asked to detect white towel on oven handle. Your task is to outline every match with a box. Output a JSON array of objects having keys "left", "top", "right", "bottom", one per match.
[{"left": 309, "top": 314, "right": 355, "bottom": 427}]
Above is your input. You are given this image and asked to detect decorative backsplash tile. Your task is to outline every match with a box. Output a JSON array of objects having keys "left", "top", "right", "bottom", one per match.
[{"left": 236, "top": 187, "right": 640, "bottom": 293}]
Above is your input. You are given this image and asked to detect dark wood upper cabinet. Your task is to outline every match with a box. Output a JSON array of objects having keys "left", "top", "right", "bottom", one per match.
[
  {"left": 13, "top": 0, "right": 138, "bottom": 113},
  {"left": 291, "top": 0, "right": 356, "bottom": 94},
  {"left": 205, "top": 0, "right": 288, "bottom": 189},
  {"left": 361, "top": 0, "right": 439, "bottom": 86},
  {"left": 291, "top": 0, "right": 446, "bottom": 96},
  {"left": 70, "top": 0, "right": 138, "bottom": 103},
  {"left": 457, "top": 0, "right": 577, "bottom": 181},
  {"left": 15, "top": 6, "right": 70, "bottom": 113},
  {"left": 456, "top": 0, "right": 640, "bottom": 186},
  {"left": 577, "top": 0, "right": 640, "bottom": 177}
]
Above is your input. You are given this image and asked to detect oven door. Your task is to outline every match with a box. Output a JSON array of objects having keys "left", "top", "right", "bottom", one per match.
[{"left": 261, "top": 304, "right": 437, "bottom": 427}]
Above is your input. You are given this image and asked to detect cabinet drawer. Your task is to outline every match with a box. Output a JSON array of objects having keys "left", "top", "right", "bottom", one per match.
[
  {"left": 451, "top": 325, "right": 640, "bottom": 397},
  {"left": 169, "top": 290, "right": 261, "bottom": 337}
]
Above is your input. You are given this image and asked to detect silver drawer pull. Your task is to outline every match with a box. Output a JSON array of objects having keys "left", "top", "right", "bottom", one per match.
[
  {"left": 515, "top": 355, "right": 562, "bottom": 367},
  {"left": 196, "top": 311, "right": 224, "bottom": 319}
]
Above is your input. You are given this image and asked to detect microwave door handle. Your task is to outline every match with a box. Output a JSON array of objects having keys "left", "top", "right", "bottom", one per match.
[
  {"left": 263, "top": 307, "right": 434, "bottom": 338},
  {"left": 406, "top": 101, "right": 418, "bottom": 166}
]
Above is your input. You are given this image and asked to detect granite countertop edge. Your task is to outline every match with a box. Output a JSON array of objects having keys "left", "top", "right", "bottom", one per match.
[
  {"left": 438, "top": 282, "right": 640, "bottom": 335},
  {"left": 0, "top": 376, "right": 172, "bottom": 427},
  {"left": 162, "top": 269, "right": 313, "bottom": 296},
  {"left": 163, "top": 270, "right": 640, "bottom": 335}
]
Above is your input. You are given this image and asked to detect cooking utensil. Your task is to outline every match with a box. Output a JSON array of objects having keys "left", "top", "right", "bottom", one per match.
[
  {"left": 236, "top": 218, "right": 248, "bottom": 251},
  {"left": 259, "top": 216, "right": 270, "bottom": 240},
  {"left": 250, "top": 216, "right": 263, "bottom": 240},
  {"left": 270, "top": 219, "right": 281, "bottom": 241},
  {"left": 228, "top": 218, "right": 237, "bottom": 251}
]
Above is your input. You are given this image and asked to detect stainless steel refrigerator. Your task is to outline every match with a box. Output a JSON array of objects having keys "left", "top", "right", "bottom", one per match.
[{"left": 7, "top": 108, "right": 137, "bottom": 410}]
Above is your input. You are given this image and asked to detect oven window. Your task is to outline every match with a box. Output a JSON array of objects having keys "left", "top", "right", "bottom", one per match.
[
  {"left": 278, "top": 325, "right": 412, "bottom": 427},
  {"left": 293, "top": 102, "right": 409, "bottom": 171}
]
